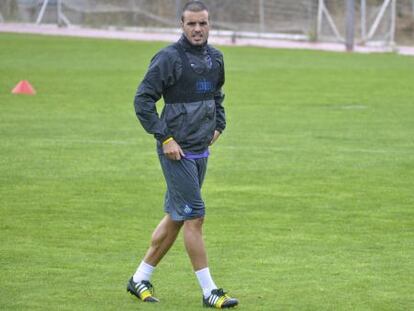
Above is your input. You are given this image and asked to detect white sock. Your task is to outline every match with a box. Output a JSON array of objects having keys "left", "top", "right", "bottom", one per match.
[
  {"left": 133, "top": 261, "right": 155, "bottom": 283},
  {"left": 195, "top": 267, "right": 218, "bottom": 298}
]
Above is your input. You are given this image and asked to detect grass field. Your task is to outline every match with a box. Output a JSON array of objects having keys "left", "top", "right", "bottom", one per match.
[{"left": 1, "top": 33, "right": 413, "bottom": 310}]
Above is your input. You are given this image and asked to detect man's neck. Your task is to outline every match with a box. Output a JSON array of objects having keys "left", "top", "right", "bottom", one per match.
[{"left": 179, "top": 35, "right": 207, "bottom": 53}]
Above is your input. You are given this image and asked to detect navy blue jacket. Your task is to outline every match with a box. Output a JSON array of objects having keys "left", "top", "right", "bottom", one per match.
[{"left": 134, "top": 35, "right": 226, "bottom": 154}]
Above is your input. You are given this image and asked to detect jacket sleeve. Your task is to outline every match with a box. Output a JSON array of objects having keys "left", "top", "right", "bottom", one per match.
[
  {"left": 133, "top": 48, "right": 181, "bottom": 142},
  {"left": 214, "top": 52, "right": 226, "bottom": 133}
]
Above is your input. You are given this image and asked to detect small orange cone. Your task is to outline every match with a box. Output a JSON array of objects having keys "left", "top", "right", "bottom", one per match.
[{"left": 12, "top": 80, "right": 36, "bottom": 95}]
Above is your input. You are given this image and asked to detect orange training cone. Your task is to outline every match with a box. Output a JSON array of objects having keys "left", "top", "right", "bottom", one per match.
[{"left": 12, "top": 80, "right": 36, "bottom": 95}]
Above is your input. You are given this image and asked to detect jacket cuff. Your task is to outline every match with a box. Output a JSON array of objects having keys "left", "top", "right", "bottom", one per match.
[{"left": 155, "top": 132, "right": 172, "bottom": 143}]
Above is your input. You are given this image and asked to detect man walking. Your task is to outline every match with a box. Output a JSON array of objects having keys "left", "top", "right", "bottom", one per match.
[{"left": 128, "top": 1, "right": 238, "bottom": 309}]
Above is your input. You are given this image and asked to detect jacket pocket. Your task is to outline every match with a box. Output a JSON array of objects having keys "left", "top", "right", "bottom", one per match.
[
  {"left": 183, "top": 101, "right": 216, "bottom": 149},
  {"left": 205, "top": 100, "right": 215, "bottom": 120},
  {"left": 163, "top": 104, "right": 187, "bottom": 141}
]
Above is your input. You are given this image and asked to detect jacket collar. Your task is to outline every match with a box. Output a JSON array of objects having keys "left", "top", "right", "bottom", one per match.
[{"left": 178, "top": 35, "right": 208, "bottom": 54}]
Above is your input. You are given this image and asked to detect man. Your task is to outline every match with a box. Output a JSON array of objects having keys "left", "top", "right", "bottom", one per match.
[{"left": 128, "top": 1, "right": 238, "bottom": 309}]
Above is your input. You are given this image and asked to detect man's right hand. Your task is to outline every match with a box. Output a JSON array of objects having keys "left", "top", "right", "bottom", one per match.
[{"left": 162, "top": 139, "right": 185, "bottom": 160}]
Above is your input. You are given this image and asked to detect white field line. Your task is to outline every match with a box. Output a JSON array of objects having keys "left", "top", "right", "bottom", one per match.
[
  {"left": 220, "top": 145, "right": 413, "bottom": 155},
  {"left": 8, "top": 138, "right": 144, "bottom": 146},
  {"left": 26, "top": 139, "right": 414, "bottom": 155},
  {"left": 3, "top": 138, "right": 412, "bottom": 156},
  {"left": 337, "top": 148, "right": 413, "bottom": 155},
  {"left": 52, "top": 139, "right": 140, "bottom": 145}
]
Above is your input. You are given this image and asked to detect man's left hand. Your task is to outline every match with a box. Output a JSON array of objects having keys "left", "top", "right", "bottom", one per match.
[{"left": 209, "top": 130, "right": 221, "bottom": 146}]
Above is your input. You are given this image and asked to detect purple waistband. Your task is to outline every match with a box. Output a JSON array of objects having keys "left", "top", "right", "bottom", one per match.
[{"left": 183, "top": 150, "right": 210, "bottom": 159}]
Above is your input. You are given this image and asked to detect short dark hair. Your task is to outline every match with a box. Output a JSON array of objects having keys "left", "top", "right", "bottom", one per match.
[{"left": 181, "top": 1, "right": 209, "bottom": 22}]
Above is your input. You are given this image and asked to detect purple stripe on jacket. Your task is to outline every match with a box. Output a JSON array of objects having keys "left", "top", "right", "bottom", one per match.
[{"left": 183, "top": 149, "right": 210, "bottom": 159}]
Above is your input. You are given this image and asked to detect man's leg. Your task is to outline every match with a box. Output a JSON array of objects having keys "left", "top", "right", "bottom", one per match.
[
  {"left": 128, "top": 215, "right": 182, "bottom": 302},
  {"left": 183, "top": 217, "right": 208, "bottom": 270},
  {"left": 134, "top": 214, "right": 183, "bottom": 282},
  {"left": 143, "top": 214, "right": 183, "bottom": 266},
  {"left": 183, "top": 217, "right": 217, "bottom": 296},
  {"left": 158, "top": 156, "right": 238, "bottom": 307},
  {"left": 184, "top": 217, "right": 238, "bottom": 308}
]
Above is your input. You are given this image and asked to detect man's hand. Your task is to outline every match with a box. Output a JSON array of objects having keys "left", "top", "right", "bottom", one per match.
[
  {"left": 163, "top": 139, "right": 185, "bottom": 160},
  {"left": 209, "top": 130, "right": 221, "bottom": 146}
]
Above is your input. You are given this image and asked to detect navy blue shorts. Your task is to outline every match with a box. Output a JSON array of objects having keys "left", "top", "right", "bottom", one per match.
[{"left": 159, "top": 154, "right": 208, "bottom": 221}]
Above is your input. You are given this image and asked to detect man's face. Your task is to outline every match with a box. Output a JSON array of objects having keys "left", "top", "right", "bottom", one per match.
[{"left": 181, "top": 10, "right": 210, "bottom": 46}]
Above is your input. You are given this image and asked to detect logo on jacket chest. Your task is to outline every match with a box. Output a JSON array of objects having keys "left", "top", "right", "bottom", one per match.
[{"left": 196, "top": 79, "right": 213, "bottom": 94}]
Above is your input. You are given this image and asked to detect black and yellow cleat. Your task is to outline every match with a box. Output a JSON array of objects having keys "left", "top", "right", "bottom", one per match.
[
  {"left": 203, "top": 288, "right": 238, "bottom": 309},
  {"left": 127, "top": 277, "right": 159, "bottom": 302}
]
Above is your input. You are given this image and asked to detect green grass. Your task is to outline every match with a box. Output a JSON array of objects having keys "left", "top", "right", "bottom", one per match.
[{"left": 1, "top": 33, "right": 413, "bottom": 310}]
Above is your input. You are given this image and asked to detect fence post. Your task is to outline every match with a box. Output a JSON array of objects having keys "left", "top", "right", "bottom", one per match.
[
  {"left": 412, "top": 0, "right": 414, "bottom": 17},
  {"left": 176, "top": 0, "right": 181, "bottom": 22},
  {"left": 361, "top": 0, "right": 366, "bottom": 41},
  {"left": 36, "top": 0, "right": 49, "bottom": 24},
  {"left": 390, "top": 0, "right": 396, "bottom": 45},
  {"left": 259, "top": 0, "right": 264, "bottom": 33},
  {"left": 345, "top": 0, "right": 355, "bottom": 51},
  {"left": 57, "top": 0, "right": 62, "bottom": 25},
  {"left": 316, "top": 0, "right": 323, "bottom": 40}
]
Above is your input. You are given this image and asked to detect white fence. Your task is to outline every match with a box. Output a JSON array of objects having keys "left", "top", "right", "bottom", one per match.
[{"left": 1, "top": 0, "right": 413, "bottom": 47}]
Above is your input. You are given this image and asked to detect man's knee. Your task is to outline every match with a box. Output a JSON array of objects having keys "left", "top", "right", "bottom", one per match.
[{"left": 184, "top": 217, "right": 204, "bottom": 232}]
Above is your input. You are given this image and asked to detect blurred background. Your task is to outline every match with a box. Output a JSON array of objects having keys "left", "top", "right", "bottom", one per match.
[{"left": 1, "top": 0, "right": 413, "bottom": 48}]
